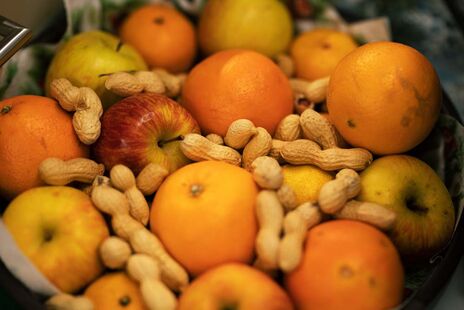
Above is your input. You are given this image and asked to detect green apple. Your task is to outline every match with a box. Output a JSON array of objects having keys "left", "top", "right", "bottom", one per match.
[
  {"left": 198, "top": 0, "right": 293, "bottom": 57},
  {"left": 45, "top": 30, "right": 147, "bottom": 109},
  {"left": 358, "top": 155, "right": 455, "bottom": 265},
  {"left": 2, "top": 186, "right": 109, "bottom": 293}
]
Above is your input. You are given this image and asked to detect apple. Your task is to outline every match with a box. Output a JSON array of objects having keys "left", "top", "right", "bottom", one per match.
[
  {"left": 45, "top": 30, "right": 147, "bottom": 109},
  {"left": 2, "top": 186, "right": 109, "bottom": 293},
  {"left": 92, "top": 93, "right": 200, "bottom": 174},
  {"left": 198, "top": 0, "right": 293, "bottom": 57},
  {"left": 178, "top": 263, "right": 293, "bottom": 310},
  {"left": 358, "top": 155, "right": 455, "bottom": 265}
]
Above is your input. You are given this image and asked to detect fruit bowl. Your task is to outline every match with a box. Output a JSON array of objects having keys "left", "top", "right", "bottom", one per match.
[{"left": 0, "top": 1, "right": 463, "bottom": 309}]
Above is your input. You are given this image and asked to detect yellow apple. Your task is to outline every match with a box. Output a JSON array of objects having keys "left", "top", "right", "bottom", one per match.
[
  {"left": 2, "top": 186, "right": 109, "bottom": 293},
  {"left": 198, "top": 0, "right": 293, "bottom": 57},
  {"left": 358, "top": 155, "right": 455, "bottom": 265},
  {"left": 45, "top": 30, "right": 147, "bottom": 109},
  {"left": 178, "top": 263, "right": 294, "bottom": 310}
]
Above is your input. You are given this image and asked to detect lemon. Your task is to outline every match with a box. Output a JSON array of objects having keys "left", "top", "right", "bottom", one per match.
[{"left": 282, "top": 165, "right": 334, "bottom": 205}]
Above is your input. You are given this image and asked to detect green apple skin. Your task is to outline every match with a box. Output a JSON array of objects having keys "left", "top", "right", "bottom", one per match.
[
  {"left": 198, "top": 0, "right": 293, "bottom": 57},
  {"left": 2, "top": 186, "right": 109, "bottom": 293},
  {"left": 358, "top": 155, "right": 455, "bottom": 265},
  {"left": 45, "top": 30, "right": 147, "bottom": 109}
]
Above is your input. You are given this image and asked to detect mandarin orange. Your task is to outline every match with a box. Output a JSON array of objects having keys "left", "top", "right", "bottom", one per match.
[
  {"left": 181, "top": 49, "right": 293, "bottom": 136},
  {"left": 327, "top": 41, "right": 441, "bottom": 154},
  {"left": 150, "top": 161, "right": 258, "bottom": 276},
  {"left": 0, "top": 95, "right": 88, "bottom": 199},
  {"left": 291, "top": 28, "right": 358, "bottom": 81},
  {"left": 84, "top": 272, "right": 147, "bottom": 310},
  {"left": 120, "top": 4, "right": 197, "bottom": 73},
  {"left": 285, "top": 220, "right": 404, "bottom": 310}
]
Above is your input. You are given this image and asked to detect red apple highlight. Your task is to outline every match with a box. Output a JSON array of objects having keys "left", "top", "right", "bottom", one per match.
[{"left": 93, "top": 93, "right": 200, "bottom": 174}]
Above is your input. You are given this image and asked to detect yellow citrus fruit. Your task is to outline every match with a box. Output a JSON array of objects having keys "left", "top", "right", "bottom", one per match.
[
  {"left": 282, "top": 165, "right": 334, "bottom": 205},
  {"left": 290, "top": 28, "right": 358, "bottom": 81}
]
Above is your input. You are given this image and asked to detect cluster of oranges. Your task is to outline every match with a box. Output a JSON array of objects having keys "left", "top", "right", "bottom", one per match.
[{"left": 0, "top": 2, "right": 444, "bottom": 310}]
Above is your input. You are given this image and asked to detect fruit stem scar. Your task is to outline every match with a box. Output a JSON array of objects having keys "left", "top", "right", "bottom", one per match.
[
  {"left": 119, "top": 295, "right": 131, "bottom": 306},
  {"left": 190, "top": 184, "right": 203, "bottom": 197},
  {"left": 153, "top": 17, "right": 164, "bottom": 25},
  {"left": 347, "top": 119, "right": 356, "bottom": 128},
  {"left": 220, "top": 301, "right": 239, "bottom": 310},
  {"left": 1, "top": 105, "right": 11, "bottom": 114},
  {"left": 339, "top": 265, "right": 354, "bottom": 278},
  {"left": 43, "top": 227, "right": 55, "bottom": 243}
]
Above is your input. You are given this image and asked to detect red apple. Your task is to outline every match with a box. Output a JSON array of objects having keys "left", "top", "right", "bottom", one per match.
[{"left": 93, "top": 93, "right": 200, "bottom": 174}]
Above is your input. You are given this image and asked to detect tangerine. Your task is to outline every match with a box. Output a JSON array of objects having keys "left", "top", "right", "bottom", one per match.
[
  {"left": 0, "top": 95, "right": 88, "bottom": 199},
  {"left": 84, "top": 272, "right": 147, "bottom": 310},
  {"left": 327, "top": 41, "right": 441, "bottom": 154},
  {"left": 150, "top": 161, "right": 258, "bottom": 276},
  {"left": 290, "top": 28, "right": 358, "bottom": 81},
  {"left": 120, "top": 4, "right": 197, "bottom": 73},
  {"left": 181, "top": 49, "right": 293, "bottom": 136},
  {"left": 285, "top": 220, "right": 404, "bottom": 310}
]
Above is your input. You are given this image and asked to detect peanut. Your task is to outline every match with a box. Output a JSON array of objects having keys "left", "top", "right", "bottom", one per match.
[
  {"left": 269, "top": 139, "right": 290, "bottom": 164},
  {"left": 224, "top": 119, "right": 258, "bottom": 149},
  {"left": 290, "top": 76, "right": 329, "bottom": 104},
  {"left": 105, "top": 69, "right": 184, "bottom": 98},
  {"left": 274, "top": 53, "right": 295, "bottom": 77},
  {"left": 39, "top": 157, "right": 104, "bottom": 186},
  {"left": 299, "top": 108, "right": 341, "bottom": 149},
  {"left": 136, "top": 163, "right": 169, "bottom": 196},
  {"left": 334, "top": 200, "right": 396, "bottom": 230},
  {"left": 242, "top": 127, "right": 273, "bottom": 170},
  {"left": 111, "top": 164, "right": 150, "bottom": 225},
  {"left": 281, "top": 139, "right": 373, "bottom": 171},
  {"left": 50, "top": 78, "right": 103, "bottom": 145},
  {"left": 99, "top": 236, "right": 132, "bottom": 269},
  {"left": 180, "top": 133, "right": 242, "bottom": 166},
  {"left": 91, "top": 180, "right": 189, "bottom": 292},
  {"left": 274, "top": 114, "right": 302, "bottom": 141},
  {"left": 130, "top": 228, "right": 189, "bottom": 292},
  {"left": 279, "top": 202, "right": 322, "bottom": 272},
  {"left": 277, "top": 183, "right": 298, "bottom": 211},
  {"left": 318, "top": 169, "right": 361, "bottom": 214},
  {"left": 206, "top": 133, "right": 224, "bottom": 145},
  {"left": 153, "top": 68, "right": 184, "bottom": 97},
  {"left": 45, "top": 294, "right": 93, "bottom": 310},
  {"left": 251, "top": 156, "right": 283, "bottom": 190},
  {"left": 255, "top": 190, "right": 284, "bottom": 270},
  {"left": 105, "top": 71, "right": 163, "bottom": 97},
  {"left": 126, "top": 254, "right": 177, "bottom": 310}
]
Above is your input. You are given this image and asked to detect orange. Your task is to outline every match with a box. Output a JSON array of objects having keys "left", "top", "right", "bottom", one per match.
[
  {"left": 327, "top": 41, "right": 441, "bottom": 154},
  {"left": 120, "top": 4, "right": 197, "bottom": 73},
  {"left": 0, "top": 95, "right": 88, "bottom": 199},
  {"left": 178, "top": 263, "right": 294, "bottom": 310},
  {"left": 285, "top": 220, "right": 404, "bottom": 310},
  {"left": 84, "top": 272, "right": 147, "bottom": 310},
  {"left": 181, "top": 49, "right": 293, "bottom": 136},
  {"left": 290, "top": 28, "right": 358, "bottom": 81},
  {"left": 150, "top": 161, "right": 258, "bottom": 276}
]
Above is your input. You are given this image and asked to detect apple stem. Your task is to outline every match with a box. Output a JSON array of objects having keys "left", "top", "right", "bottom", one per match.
[
  {"left": 158, "top": 136, "right": 184, "bottom": 147},
  {"left": 1, "top": 105, "right": 11, "bottom": 114},
  {"left": 116, "top": 40, "right": 123, "bottom": 52}
]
